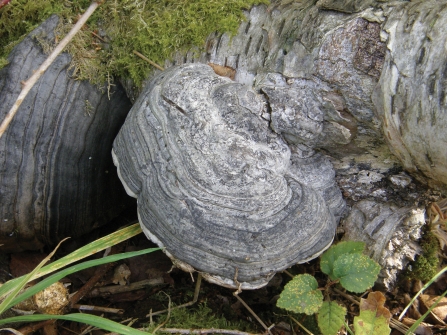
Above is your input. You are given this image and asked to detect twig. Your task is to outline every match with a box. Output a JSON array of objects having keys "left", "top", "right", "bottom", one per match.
[
  {"left": 0, "top": 1, "right": 101, "bottom": 139},
  {"left": 0, "top": 328, "right": 25, "bottom": 335},
  {"left": 16, "top": 320, "right": 55, "bottom": 335},
  {"left": 69, "top": 246, "right": 122, "bottom": 307},
  {"left": 289, "top": 316, "right": 314, "bottom": 335},
  {"left": 153, "top": 293, "right": 171, "bottom": 334},
  {"left": 72, "top": 304, "right": 124, "bottom": 314},
  {"left": 283, "top": 270, "right": 294, "bottom": 279},
  {"left": 233, "top": 291, "right": 273, "bottom": 335},
  {"left": 147, "top": 273, "right": 201, "bottom": 317},
  {"left": 156, "top": 328, "right": 261, "bottom": 335},
  {"left": 91, "top": 31, "right": 107, "bottom": 43},
  {"left": 88, "top": 277, "right": 165, "bottom": 297},
  {"left": 133, "top": 50, "right": 165, "bottom": 71}
]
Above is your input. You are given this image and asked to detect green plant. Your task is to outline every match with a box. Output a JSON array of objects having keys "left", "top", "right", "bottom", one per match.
[
  {"left": 277, "top": 241, "right": 388, "bottom": 335},
  {"left": 0, "top": 0, "right": 269, "bottom": 88},
  {"left": 0, "top": 223, "right": 160, "bottom": 334},
  {"left": 407, "top": 230, "right": 440, "bottom": 282}
]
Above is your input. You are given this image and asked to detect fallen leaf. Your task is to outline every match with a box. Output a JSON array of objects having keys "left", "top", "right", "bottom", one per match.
[
  {"left": 208, "top": 63, "right": 236, "bottom": 80},
  {"left": 360, "top": 291, "right": 391, "bottom": 322},
  {"left": 401, "top": 317, "right": 433, "bottom": 335},
  {"left": 420, "top": 294, "right": 447, "bottom": 325}
]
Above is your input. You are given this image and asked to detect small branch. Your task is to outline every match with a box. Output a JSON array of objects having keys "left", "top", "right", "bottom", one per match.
[
  {"left": 72, "top": 304, "right": 124, "bottom": 314},
  {"left": 147, "top": 273, "right": 201, "bottom": 317},
  {"left": 16, "top": 320, "right": 55, "bottom": 335},
  {"left": 87, "top": 277, "right": 165, "bottom": 297},
  {"left": 233, "top": 291, "right": 273, "bottom": 335},
  {"left": 133, "top": 50, "right": 165, "bottom": 71},
  {"left": 70, "top": 245, "right": 123, "bottom": 307},
  {"left": 0, "top": 1, "right": 101, "bottom": 139}
]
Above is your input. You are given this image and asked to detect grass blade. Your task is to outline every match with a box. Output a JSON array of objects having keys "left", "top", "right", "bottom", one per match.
[
  {"left": 0, "top": 313, "right": 151, "bottom": 334},
  {"left": 405, "top": 289, "right": 447, "bottom": 335},
  {"left": 0, "top": 223, "right": 142, "bottom": 300},
  {"left": 0, "top": 238, "right": 68, "bottom": 315},
  {"left": 399, "top": 266, "right": 447, "bottom": 320},
  {"left": 6, "top": 248, "right": 159, "bottom": 310}
]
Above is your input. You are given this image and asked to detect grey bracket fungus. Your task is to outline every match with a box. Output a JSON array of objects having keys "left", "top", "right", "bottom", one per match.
[{"left": 112, "top": 63, "right": 344, "bottom": 289}]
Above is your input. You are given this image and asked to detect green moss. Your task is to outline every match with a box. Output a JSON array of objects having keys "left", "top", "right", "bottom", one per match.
[
  {"left": 1, "top": 0, "right": 269, "bottom": 87},
  {"left": 145, "top": 302, "right": 255, "bottom": 333},
  {"left": 407, "top": 230, "right": 440, "bottom": 282}
]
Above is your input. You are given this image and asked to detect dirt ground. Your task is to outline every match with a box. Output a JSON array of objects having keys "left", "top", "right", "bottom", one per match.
[{"left": 2, "top": 220, "right": 447, "bottom": 335}]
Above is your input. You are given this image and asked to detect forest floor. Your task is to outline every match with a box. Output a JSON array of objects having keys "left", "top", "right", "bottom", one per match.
[{"left": 2, "top": 221, "right": 447, "bottom": 335}]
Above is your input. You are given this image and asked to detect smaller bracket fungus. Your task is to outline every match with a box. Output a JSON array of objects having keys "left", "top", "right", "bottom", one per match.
[{"left": 112, "top": 63, "right": 344, "bottom": 289}]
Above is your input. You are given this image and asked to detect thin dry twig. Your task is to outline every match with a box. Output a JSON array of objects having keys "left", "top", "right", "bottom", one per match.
[
  {"left": 146, "top": 273, "right": 202, "bottom": 317},
  {"left": 233, "top": 287, "right": 273, "bottom": 335},
  {"left": 133, "top": 50, "right": 165, "bottom": 71},
  {"left": 72, "top": 304, "right": 124, "bottom": 314},
  {"left": 16, "top": 320, "right": 55, "bottom": 335},
  {"left": 87, "top": 277, "right": 165, "bottom": 297},
  {"left": 0, "top": 1, "right": 101, "bottom": 139},
  {"left": 69, "top": 245, "right": 122, "bottom": 307}
]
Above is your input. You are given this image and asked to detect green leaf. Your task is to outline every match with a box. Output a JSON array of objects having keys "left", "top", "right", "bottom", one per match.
[
  {"left": 0, "top": 238, "right": 67, "bottom": 315},
  {"left": 277, "top": 274, "right": 323, "bottom": 315},
  {"left": 320, "top": 241, "right": 365, "bottom": 280},
  {"left": 317, "top": 301, "right": 347, "bottom": 335},
  {"left": 0, "top": 313, "right": 151, "bottom": 334},
  {"left": 332, "top": 254, "right": 381, "bottom": 293},
  {"left": 0, "top": 223, "right": 142, "bottom": 301},
  {"left": 353, "top": 310, "right": 391, "bottom": 335}
]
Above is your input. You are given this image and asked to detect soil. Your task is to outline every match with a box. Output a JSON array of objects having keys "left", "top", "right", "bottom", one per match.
[{"left": 2, "top": 224, "right": 447, "bottom": 335}]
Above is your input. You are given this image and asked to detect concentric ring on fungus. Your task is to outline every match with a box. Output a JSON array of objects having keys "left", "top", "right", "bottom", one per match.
[{"left": 112, "top": 63, "right": 342, "bottom": 289}]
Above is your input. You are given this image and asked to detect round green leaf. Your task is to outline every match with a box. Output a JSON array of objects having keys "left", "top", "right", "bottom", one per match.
[
  {"left": 332, "top": 253, "right": 381, "bottom": 293},
  {"left": 276, "top": 274, "right": 323, "bottom": 315},
  {"left": 320, "top": 241, "right": 365, "bottom": 280},
  {"left": 317, "top": 301, "right": 347, "bottom": 335}
]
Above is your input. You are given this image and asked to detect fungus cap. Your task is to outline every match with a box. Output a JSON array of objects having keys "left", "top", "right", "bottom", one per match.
[{"left": 112, "top": 63, "right": 339, "bottom": 289}]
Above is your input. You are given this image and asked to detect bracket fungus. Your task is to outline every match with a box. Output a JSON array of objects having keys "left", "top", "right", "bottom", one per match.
[{"left": 112, "top": 63, "right": 345, "bottom": 289}]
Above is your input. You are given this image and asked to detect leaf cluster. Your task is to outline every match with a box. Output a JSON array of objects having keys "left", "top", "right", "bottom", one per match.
[{"left": 277, "top": 241, "right": 386, "bottom": 335}]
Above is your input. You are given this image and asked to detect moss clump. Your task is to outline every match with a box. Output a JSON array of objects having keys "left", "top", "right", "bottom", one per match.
[
  {"left": 145, "top": 302, "right": 255, "bottom": 333},
  {"left": 0, "top": 0, "right": 89, "bottom": 64},
  {"left": 1, "top": 0, "right": 269, "bottom": 87},
  {"left": 407, "top": 230, "right": 440, "bottom": 282}
]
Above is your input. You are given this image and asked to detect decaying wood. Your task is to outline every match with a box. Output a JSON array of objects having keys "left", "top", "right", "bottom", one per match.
[
  {"left": 0, "top": 15, "right": 134, "bottom": 252},
  {"left": 87, "top": 278, "right": 165, "bottom": 297},
  {"left": 0, "top": 1, "right": 100, "bottom": 139},
  {"left": 130, "top": 0, "right": 446, "bottom": 287}
]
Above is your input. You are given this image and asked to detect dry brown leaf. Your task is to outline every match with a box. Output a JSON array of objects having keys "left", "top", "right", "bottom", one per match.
[
  {"left": 208, "top": 63, "right": 236, "bottom": 80},
  {"left": 420, "top": 294, "right": 447, "bottom": 325},
  {"left": 359, "top": 291, "right": 391, "bottom": 321},
  {"left": 401, "top": 317, "right": 433, "bottom": 335}
]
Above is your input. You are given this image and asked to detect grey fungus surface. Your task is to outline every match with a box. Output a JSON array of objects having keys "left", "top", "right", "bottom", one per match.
[{"left": 112, "top": 63, "right": 345, "bottom": 289}]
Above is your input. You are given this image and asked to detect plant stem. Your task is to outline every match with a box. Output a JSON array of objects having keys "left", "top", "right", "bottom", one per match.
[{"left": 0, "top": 1, "right": 101, "bottom": 139}]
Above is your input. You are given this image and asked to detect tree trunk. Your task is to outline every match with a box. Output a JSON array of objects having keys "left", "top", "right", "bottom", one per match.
[
  {"left": 120, "top": 0, "right": 447, "bottom": 287},
  {"left": 0, "top": 15, "right": 134, "bottom": 252}
]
